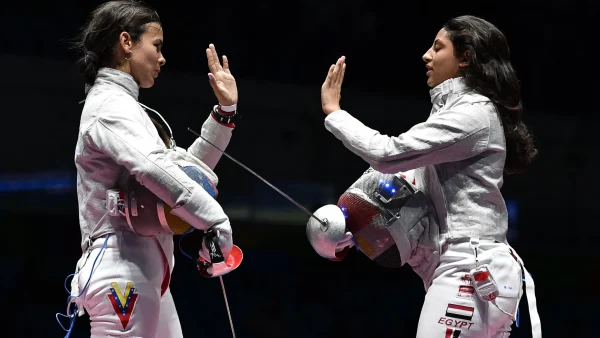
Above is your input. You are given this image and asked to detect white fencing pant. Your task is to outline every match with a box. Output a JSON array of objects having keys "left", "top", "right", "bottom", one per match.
[
  {"left": 416, "top": 239, "right": 540, "bottom": 338},
  {"left": 70, "top": 230, "right": 183, "bottom": 338}
]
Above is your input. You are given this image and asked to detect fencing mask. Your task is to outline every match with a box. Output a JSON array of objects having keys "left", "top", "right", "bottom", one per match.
[{"left": 307, "top": 168, "right": 439, "bottom": 269}]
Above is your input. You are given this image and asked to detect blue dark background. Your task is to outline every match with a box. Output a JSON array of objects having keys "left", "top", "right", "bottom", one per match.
[{"left": 0, "top": 0, "right": 596, "bottom": 337}]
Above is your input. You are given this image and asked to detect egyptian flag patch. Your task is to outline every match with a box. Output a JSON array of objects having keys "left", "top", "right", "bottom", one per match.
[
  {"left": 445, "top": 328, "right": 461, "bottom": 338},
  {"left": 107, "top": 282, "right": 139, "bottom": 330},
  {"left": 445, "top": 304, "right": 474, "bottom": 321}
]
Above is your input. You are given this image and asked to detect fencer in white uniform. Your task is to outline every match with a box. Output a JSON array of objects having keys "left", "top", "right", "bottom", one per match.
[
  {"left": 65, "top": 2, "right": 240, "bottom": 337},
  {"left": 312, "top": 15, "right": 542, "bottom": 338},
  {"left": 70, "top": 66, "right": 237, "bottom": 338}
]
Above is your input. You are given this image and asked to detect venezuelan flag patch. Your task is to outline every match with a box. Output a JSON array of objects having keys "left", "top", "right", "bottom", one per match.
[{"left": 107, "top": 282, "right": 139, "bottom": 330}]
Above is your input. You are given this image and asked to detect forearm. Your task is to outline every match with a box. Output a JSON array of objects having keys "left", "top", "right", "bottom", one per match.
[
  {"left": 89, "top": 113, "right": 230, "bottom": 231},
  {"left": 188, "top": 110, "right": 235, "bottom": 170},
  {"left": 324, "top": 109, "right": 489, "bottom": 173}
]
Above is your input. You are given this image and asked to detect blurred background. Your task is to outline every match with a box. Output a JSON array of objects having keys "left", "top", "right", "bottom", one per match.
[{"left": 1, "top": 0, "right": 597, "bottom": 337}]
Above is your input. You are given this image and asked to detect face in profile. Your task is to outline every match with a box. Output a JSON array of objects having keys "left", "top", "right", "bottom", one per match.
[
  {"left": 129, "top": 22, "right": 166, "bottom": 88},
  {"left": 422, "top": 28, "right": 463, "bottom": 88}
]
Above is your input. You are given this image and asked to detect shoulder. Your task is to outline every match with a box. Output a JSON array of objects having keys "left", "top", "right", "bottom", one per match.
[
  {"left": 99, "top": 92, "right": 141, "bottom": 115},
  {"left": 82, "top": 90, "right": 147, "bottom": 137},
  {"left": 83, "top": 86, "right": 140, "bottom": 117},
  {"left": 85, "top": 92, "right": 148, "bottom": 132},
  {"left": 442, "top": 92, "right": 496, "bottom": 127}
]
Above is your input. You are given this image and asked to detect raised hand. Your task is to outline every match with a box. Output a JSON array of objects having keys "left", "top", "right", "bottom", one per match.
[
  {"left": 206, "top": 44, "right": 238, "bottom": 106},
  {"left": 321, "top": 56, "right": 346, "bottom": 115}
]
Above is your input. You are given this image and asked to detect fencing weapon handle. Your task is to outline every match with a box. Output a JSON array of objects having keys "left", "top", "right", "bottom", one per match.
[{"left": 187, "top": 127, "right": 328, "bottom": 228}]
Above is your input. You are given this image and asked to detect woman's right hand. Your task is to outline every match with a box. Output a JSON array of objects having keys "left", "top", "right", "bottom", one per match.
[
  {"left": 336, "top": 231, "right": 355, "bottom": 252},
  {"left": 206, "top": 44, "right": 238, "bottom": 107},
  {"left": 321, "top": 56, "right": 346, "bottom": 115},
  {"left": 199, "top": 223, "right": 233, "bottom": 263}
]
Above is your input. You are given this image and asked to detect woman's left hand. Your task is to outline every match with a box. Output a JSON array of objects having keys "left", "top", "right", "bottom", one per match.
[
  {"left": 321, "top": 56, "right": 346, "bottom": 115},
  {"left": 206, "top": 44, "right": 238, "bottom": 106}
]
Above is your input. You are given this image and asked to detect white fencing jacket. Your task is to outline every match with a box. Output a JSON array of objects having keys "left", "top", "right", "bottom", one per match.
[
  {"left": 74, "top": 68, "right": 234, "bottom": 253},
  {"left": 325, "top": 77, "right": 509, "bottom": 245}
]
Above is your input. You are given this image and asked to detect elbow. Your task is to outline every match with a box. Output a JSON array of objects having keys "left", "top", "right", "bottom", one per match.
[
  {"left": 359, "top": 138, "right": 400, "bottom": 174},
  {"left": 367, "top": 158, "right": 398, "bottom": 174},
  {"left": 366, "top": 152, "right": 420, "bottom": 174}
]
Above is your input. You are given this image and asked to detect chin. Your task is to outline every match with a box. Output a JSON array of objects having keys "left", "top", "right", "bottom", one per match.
[{"left": 140, "top": 78, "right": 155, "bottom": 89}]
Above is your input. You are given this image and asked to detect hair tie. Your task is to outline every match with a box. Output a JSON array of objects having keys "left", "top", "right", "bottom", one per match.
[{"left": 85, "top": 51, "right": 98, "bottom": 64}]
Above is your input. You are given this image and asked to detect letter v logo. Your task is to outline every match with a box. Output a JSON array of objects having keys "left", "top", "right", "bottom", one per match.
[{"left": 107, "top": 282, "right": 139, "bottom": 330}]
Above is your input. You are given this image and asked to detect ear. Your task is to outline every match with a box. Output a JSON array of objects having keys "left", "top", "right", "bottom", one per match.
[
  {"left": 459, "top": 49, "right": 472, "bottom": 68},
  {"left": 118, "top": 31, "right": 133, "bottom": 54}
]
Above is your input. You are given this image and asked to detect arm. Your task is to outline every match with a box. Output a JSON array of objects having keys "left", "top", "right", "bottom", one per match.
[
  {"left": 188, "top": 44, "right": 239, "bottom": 170},
  {"left": 320, "top": 57, "right": 489, "bottom": 173},
  {"left": 187, "top": 110, "right": 234, "bottom": 170},
  {"left": 324, "top": 107, "right": 490, "bottom": 173},
  {"left": 86, "top": 94, "right": 230, "bottom": 232}
]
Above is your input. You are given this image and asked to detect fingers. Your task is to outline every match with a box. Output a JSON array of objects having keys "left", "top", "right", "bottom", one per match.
[
  {"left": 208, "top": 73, "right": 217, "bottom": 87},
  {"left": 206, "top": 47, "right": 216, "bottom": 73},
  {"left": 324, "top": 56, "right": 346, "bottom": 88},
  {"left": 210, "top": 44, "right": 223, "bottom": 72},
  {"left": 199, "top": 240, "right": 211, "bottom": 262},
  {"left": 338, "top": 63, "right": 346, "bottom": 85},
  {"left": 339, "top": 231, "right": 353, "bottom": 242},
  {"left": 331, "top": 59, "right": 340, "bottom": 79},
  {"left": 222, "top": 55, "right": 230, "bottom": 73},
  {"left": 324, "top": 64, "right": 335, "bottom": 86},
  {"left": 334, "top": 56, "right": 345, "bottom": 84},
  {"left": 336, "top": 231, "right": 354, "bottom": 250},
  {"left": 206, "top": 43, "right": 223, "bottom": 74},
  {"left": 199, "top": 250, "right": 210, "bottom": 262}
]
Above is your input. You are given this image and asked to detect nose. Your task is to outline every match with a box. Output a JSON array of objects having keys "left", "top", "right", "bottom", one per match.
[
  {"left": 422, "top": 48, "right": 433, "bottom": 63},
  {"left": 159, "top": 54, "right": 166, "bottom": 66}
]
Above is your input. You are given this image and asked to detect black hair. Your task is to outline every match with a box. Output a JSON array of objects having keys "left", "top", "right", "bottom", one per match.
[
  {"left": 73, "top": 0, "right": 161, "bottom": 88},
  {"left": 444, "top": 15, "right": 537, "bottom": 174}
]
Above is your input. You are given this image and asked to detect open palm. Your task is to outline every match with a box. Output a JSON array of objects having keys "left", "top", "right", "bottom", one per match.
[
  {"left": 206, "top": 44, "right": 238, "bottom": 106},
  {"left": 321, "top": 56, "right": 346, "bottom": 115}
]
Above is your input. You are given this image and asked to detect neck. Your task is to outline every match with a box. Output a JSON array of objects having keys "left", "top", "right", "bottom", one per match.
[
  {"left": 115, "top": 62, "right": 132, "bottom": 77},
  {"left": 91, "top": 67, "right": 140, "bottom": 101}
]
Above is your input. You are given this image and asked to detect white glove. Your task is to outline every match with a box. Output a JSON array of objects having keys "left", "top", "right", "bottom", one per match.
[
  {"left": 198, "top": 222, "right": 233, "bottom": 263},
  {"left": 335, "top": 231, "right": 354, "bottom": 253}
]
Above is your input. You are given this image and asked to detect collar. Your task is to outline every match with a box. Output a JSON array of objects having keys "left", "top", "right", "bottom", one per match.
[
  {"left": 88, "top": 68, "right": 140, "bottom": 101},
  {"left": 429, "top": 77, "right": 469, "bottom": 108}
]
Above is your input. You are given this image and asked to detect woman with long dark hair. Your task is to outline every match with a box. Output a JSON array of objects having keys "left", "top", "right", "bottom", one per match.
[
  {"left": 66, "top": 1, "right": 240, "bottom": 337},
  {"left": 318, "top": 15, "right": 541, "bottom": 337}
]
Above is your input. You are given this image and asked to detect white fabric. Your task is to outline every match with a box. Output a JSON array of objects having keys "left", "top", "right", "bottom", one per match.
[
  {"left": 76, "top": 67, "right": 234, "bottom": 250},
  {"left": 166, "top": 146, "right": 220, "bottom": 186},
  {"left": 324, "top": 77, "right": 509, "bottom": 245},
  {"left": 508, "top": 246, "right": 543, "bottom": 338},
  {"left": 70, "top": 230, "right": 182, "bottom": 338},
  {"left": 416, "top": 240, "right": 536, "bottom": 338},
  {"left": 218, "top": 103, "right": 237, "bottom": 112}
]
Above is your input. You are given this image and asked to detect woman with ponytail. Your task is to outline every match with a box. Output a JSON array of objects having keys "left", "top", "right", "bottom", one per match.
[
  {"left": 318, "top": 15, "right": 541, "bottom": 337},
  {"left": 68, "top": 1, "right": 240, "bottom": 337}
]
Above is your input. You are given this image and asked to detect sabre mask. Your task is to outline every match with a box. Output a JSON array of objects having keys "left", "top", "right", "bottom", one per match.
[
  {"left": 106, "top": 150, "right": 219, "bottom": 236},
  {"left": 307, "top": 168, "right": 441, "bottom": 285}
]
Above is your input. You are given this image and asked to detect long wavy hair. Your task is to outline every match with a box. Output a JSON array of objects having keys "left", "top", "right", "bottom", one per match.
[{"left": 444, "top": 15, "right": 537, "bottom": 174}]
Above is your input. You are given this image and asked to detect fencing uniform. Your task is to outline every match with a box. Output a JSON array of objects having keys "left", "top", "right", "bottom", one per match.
[
  {"left": 322, "top": 77, "right": 541, "bottom": 337},
  {"left": 69, "top": 67, "right": 235, "bottom": 337}
]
